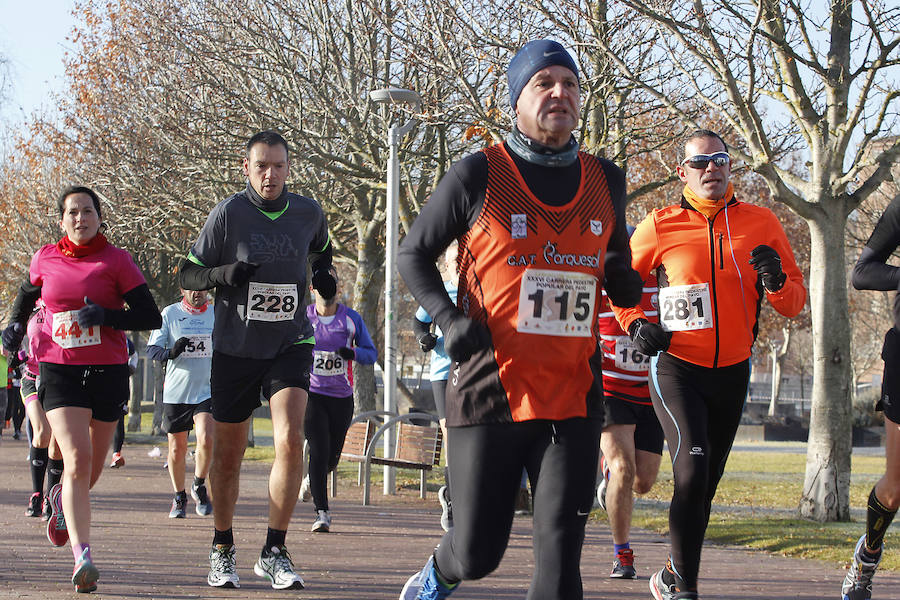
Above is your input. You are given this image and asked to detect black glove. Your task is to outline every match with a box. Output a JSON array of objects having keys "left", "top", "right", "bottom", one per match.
[
  {"left": 443, "top": 314, "right": 491, "bottom": 363},
  {"left": 169, "top": 337, "right": 190, "bottom": 359},
  {"left": 417, "top": 332, "right": 438, "bottom": 353},
  {"left": 76, "top": 297, "right": 105, "bottom": 328},
  {"left": 749, "top": 245, "right": 786, "bottom": 292},
  {"left": 220, "top": 261, "right": 260, "bottom": 287},
  {"left": 312, "top": 269, "right": 337, "bottom": 299},
  {"left": 1, "top": 322, "right": 24, "bottom": 353},
  {"left": 337, "top": 346, "right": 355, "bottom": 360},
  {"left": 628, "top": 318, "right": 671, "bottom": 356}
]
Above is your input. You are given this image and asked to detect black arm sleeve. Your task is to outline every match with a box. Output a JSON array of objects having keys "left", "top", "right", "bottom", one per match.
[
  {"left": 146, "top": 344, "right": 169, "bottom": 363},
  {"left": 102, "top": 283, "right": 162, "bottom": 331},
  {"left": 398, "top": 153, "right": 485, "bottom": 333},
  {"left": 413, "top": 317, "right": 431, "bottom": 337},
  {"left": 179, "top": 258, "right": 226, "bottom": 291},
  {"left": 600, "top": 160, "right": 642, "bottom": 308},
  {"left": 309, "top": 237, "right": 334, "bottom": 275},
  {"left": 9, "top": 280, "right": 41, "bottom": 326},
  {"left": 852, "top": 197, "right": 900, "bottom": 291}
]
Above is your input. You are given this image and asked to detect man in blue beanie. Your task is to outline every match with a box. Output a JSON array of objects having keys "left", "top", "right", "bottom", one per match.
[{"left": 397, "top": 39, "right": 642, "bottom": 600}]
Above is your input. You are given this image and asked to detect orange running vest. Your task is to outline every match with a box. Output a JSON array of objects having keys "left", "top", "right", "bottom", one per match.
[{"left": 447, "top": 144, "right": 618, "bottom": 425}]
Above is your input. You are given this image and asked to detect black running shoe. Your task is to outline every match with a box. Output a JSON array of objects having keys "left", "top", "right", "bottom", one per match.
[
  {"left": 191, "top": 482, "right": 213, "bottom": 516},
  {"left": 610, "top": 548, "right": 636, "bottom": 579},
  {"left": 169, "top": 494, "right": 187, "bottom": 519},
  {"left": 25, "top": 492, "right": 42, "bottom": 517}
]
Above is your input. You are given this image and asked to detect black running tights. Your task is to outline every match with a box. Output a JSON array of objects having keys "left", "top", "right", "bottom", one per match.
[
  {"left": 434, "top": 418, "right": 600, "bottom": 600},
  {"left": 304, "top": 392, "right": 354, "bottom": 512},
  {"left": 649, "top": 352, "right": 749, "bottom": 591}
]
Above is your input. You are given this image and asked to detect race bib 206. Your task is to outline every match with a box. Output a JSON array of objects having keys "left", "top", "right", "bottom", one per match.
[{"left": 313, "top": 350, "right": 346, "bottom": 376}]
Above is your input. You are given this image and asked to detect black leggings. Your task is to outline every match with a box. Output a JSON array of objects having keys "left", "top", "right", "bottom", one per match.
[
  {"left": 434, "top": 418, "right": 600, "bottom": 600},
  {"left": 8, "top": 387, "right": 25, "bottom": 431},
  {"left": 304, "top": 392, "right": 354, "bottom": 511},
  {"left": 649, "top": 352, "right": 749, "bottom": 590},
  {"left": 113, "top": 413, "right": 126, "bottom": 453}
]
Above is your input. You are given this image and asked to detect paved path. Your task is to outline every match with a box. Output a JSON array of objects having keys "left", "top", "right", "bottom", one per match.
[{"left": 1, "top": 438, "right": 897, "bottom": 599}]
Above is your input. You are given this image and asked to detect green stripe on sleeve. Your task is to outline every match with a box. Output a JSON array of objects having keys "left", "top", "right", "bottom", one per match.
[{"left": 187, "top": 252, "right": 206, "bottom": 267}]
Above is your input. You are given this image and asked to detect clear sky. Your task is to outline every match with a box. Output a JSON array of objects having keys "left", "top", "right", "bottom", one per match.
[{"left": 0, "top": 1, "right": 76, "bottom": 125}]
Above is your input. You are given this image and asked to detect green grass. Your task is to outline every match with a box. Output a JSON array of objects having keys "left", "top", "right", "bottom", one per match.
[
  {"left": 130, "top": 412, "right": 895, "bottom": 569},
  {"left": 590, "top": 448, "right": 898, "bottom": 569}
]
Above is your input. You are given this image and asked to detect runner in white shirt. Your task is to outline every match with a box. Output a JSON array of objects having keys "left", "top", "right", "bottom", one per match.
[{"left": 147, "top": 289, "right": 215, "bottom": 519}]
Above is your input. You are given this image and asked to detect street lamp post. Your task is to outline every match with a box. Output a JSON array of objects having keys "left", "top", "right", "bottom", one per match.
[{"left": 369, "top": 87, "right": 421, "bottom": 495}]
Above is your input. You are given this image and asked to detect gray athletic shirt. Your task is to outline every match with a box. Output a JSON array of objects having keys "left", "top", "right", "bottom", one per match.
[{"left": 189, "top": 191, "right": 330, "bottom": 359}]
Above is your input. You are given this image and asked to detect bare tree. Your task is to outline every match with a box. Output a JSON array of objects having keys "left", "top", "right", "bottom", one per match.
[{"left": 565, "top": 0, "right": 900, "bottom": 521}]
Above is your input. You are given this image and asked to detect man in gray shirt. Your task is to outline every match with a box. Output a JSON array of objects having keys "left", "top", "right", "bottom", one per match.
[{"left": 180, "top": 130, "right": 335, "bottom": 590}]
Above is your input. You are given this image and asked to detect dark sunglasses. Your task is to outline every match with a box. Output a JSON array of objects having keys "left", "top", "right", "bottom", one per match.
[{"left": 681, "top": 152, "right": 730, "bottom": 169}]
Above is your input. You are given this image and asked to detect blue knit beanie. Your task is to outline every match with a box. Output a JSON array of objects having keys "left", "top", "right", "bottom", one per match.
[{"left": 508, "top": 40, "right": 579, "bottom": 110}]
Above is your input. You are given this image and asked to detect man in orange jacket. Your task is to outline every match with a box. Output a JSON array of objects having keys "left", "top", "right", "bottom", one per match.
[{"left": 614, "top": 129, "right": 806, "bottom": 600}]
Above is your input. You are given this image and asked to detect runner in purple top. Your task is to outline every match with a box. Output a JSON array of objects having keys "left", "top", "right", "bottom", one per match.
[{"left": 299, "top": 268, "right": 377, "bottom": 533}]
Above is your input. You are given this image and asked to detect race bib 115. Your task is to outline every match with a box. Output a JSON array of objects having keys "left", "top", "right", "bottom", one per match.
[{"left": 516, "top": 269, "right": 597, "bottom": 337}]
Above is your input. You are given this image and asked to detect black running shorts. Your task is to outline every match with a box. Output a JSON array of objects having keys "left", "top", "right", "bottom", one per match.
[
  {"left": 162, "top": 398, "right": 212, "bottom": 434},
  {"left": 21, "top": 376, "right": 38, "bottom": 406},
  {"left": 602, "top": 394, "right": 664, "bottom": 455},
  {"left": 879, "top": 327, "right": 900, "bottom": 424},
  {"left": 39, "top": 362, "right": 130, "bottom": 422},
  {"left": 210, "top": 343, "right": 313, "bottom": 423}
]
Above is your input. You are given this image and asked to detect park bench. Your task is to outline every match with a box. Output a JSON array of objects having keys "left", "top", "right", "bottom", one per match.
[
  {"left": 325, "top": 410, "right": 393, "bottom": 498},
  {"left": 361, "top": 412, "right": 443, "bottom": 505}
]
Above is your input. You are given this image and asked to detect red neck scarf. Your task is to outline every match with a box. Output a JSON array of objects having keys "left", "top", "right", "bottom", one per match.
[
  {"left": 181, "top": 298, "right": 209, "bottom": 315},
  {"left": 56, "top": 232, "right": 108, "bottom": 258}
]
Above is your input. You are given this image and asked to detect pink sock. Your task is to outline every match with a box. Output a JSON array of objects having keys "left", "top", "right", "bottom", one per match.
[{"left": 73, "top": 543, "right": 91, "bottom": 563}]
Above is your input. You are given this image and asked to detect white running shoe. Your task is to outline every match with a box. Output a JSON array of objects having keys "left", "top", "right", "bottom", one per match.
[
  {"left": 842, "top": 534, "right": 881, "bottom": 600},
  {"left": 299, "top": 475, "right": 312, "bottom": 502},
  {"left": 312, "top": 509, "right": 331, "bottom": 532},
  {"left": 438, "top": 485, "right": 453, "bottom": 532},
  {"left": 208, "top": 544, "right": 240, "bottom": 588},
  {"left": 254, "top": 545, "right": 305, "bottom": 590}
]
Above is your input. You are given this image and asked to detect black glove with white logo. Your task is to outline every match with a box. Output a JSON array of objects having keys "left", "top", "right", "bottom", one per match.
[
  {"left": 442, "top": 314, "right": 491, "bottom": 363},
  {"left": 417, "top": 332, "right": 438, "bottom": 353},
  {"left": 749, "top": 245, "right": 786, "bottom": 292},
  {"left": 628, "top": 318, "right": 671, "bottom": 356}
]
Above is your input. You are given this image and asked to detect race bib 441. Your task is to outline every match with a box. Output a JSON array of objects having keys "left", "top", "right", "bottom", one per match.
[{"left": 51, "top": 310, "right": 101, "bottom": 349}]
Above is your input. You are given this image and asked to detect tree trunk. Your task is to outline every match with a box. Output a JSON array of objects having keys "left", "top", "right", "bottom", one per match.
[
  {"left": 767, "top": 327, "right": 791, "bottom": 418},
  {"left": 127, "top": 334, "right": 145, "bottom": 432},
  {"left": 352, "top": 223, "right": 384, "bottom": 414},
  {"left": 799, "top": 215, "right": 852, "bottom": 521}
]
